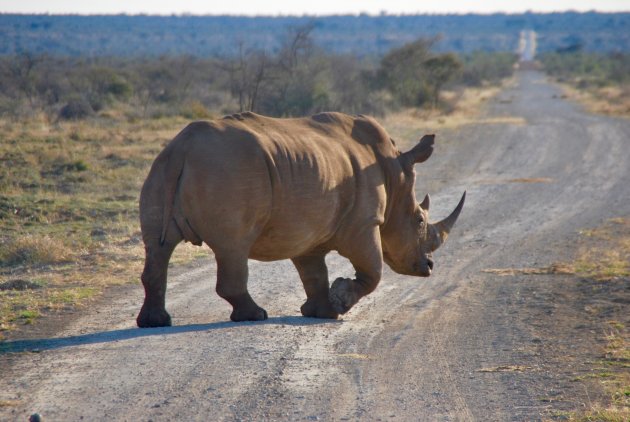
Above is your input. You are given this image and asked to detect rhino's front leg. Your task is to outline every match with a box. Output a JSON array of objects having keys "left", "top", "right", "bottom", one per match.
[
  {"left": 330, "top": 226, "right": 383, "bottom": 315},
  {"left": 292, "top": 254, "right": 339, "bottom": 319}
]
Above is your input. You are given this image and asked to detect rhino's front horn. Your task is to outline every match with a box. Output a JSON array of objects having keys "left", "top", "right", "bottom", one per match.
[{"left": 432, "top": 191, "right": 466, "bottom": 249}]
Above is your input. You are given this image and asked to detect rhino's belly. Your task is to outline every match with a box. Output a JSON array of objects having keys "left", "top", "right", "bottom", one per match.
[{"left": 248, "top": 223, "right": 333, "bottom": 261}]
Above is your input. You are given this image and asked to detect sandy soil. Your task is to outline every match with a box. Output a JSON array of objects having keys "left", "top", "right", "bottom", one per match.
[{"left": 1, "top": 70, "right": 629, "bottom": 421}]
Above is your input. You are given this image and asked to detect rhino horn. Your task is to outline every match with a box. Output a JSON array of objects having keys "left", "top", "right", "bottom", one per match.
[
  {"left": 432, "top": 191, "right": 466, "bottom": 249},
  {"left": 419, "top": 194, "right": 430, "bottom": 211}
]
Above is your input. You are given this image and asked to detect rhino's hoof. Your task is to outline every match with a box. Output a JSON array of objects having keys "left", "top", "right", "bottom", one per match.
[
  {"left": 300, "top": 299, "right": 339, "bottom": 319},
  {"left": 329, "top": 277, "right": 357, "bottom": 315},
  {"left": 137, "top": 307, "right": 172, "bottom": 328},
  {"left": 230, "top": 306, "right": 268, "bottom": 322}
]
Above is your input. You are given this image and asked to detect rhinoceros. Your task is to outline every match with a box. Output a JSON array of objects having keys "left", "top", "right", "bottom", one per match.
[{"left": 137, "top": 111, "right": 465, "bottom": 327}]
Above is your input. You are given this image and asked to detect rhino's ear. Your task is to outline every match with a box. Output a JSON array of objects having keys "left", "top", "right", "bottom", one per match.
[{"left": 400, "top": 134, "right": 434, "bottom": 171}]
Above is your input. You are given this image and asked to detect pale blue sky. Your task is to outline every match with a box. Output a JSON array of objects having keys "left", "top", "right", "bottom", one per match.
[{"left": 0, "top": 0, "right": 628, "bottom": 15}]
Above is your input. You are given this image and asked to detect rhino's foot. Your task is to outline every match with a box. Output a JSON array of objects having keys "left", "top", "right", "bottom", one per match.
[
  {"left": 137, "top": 306, "right": 172, "bottom": 328},
  {"left": 329, "top": 277, "right": 360, "bottom": 315},
  {"left": 230, "top": 306, "right": 268, "bottom": 322},
  {"left": 300, "top": 298, "right": 339, "bottom": 319}
]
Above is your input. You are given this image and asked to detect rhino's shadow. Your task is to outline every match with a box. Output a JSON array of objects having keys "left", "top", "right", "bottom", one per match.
[{"left": 0, "top": 316, "right": 340, "bottom": 354}]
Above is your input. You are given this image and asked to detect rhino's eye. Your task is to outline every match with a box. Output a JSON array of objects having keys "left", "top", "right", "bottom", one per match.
[{"left": 417, "top": 215, "right": 424, "bottom": 225}]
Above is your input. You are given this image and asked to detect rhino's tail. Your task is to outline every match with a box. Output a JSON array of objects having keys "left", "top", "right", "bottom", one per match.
[{"left": 159, "top": 146, "right": 186, "bottom": 246}]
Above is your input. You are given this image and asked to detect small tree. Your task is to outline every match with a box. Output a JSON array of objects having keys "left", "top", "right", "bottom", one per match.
[
  {"left": 219, "top": 42, "right": 271, "bottom": 113},
  {"left": 377, "top": 38, "right": 436, "bottom": 107},
  {"left": 9, "top": 53, "right": 40, "bottom": 106},
  {"left": 424, "top": 53, "right": 462, "bottom": 108}
]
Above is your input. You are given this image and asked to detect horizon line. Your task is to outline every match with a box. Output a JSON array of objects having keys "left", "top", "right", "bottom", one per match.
[{"left": 1, "top": 9, "right": 628, "bottom": 18}]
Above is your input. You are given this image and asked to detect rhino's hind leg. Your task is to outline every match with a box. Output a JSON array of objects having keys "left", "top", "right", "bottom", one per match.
[
  {"left": 215, "top": 252, "right": 268, "bottom": 322},
  {"left": 292, "top": 254, "right": 339, "bottom": 319},
  {"left": 137, "top": 239, "right": 178, "bottom": 328}
]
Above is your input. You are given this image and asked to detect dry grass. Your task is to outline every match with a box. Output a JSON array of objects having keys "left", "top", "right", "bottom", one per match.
[
  {"left": 571, "top": 218, "right": 630, "bottom": 281},
  {"left": 485, "top": 217, "right": 629, "bottom": 421},
  {"left": 507, "top": 177, "right": 554, "bottom": 184},
  {"left": 382, "top": 80, "right": 523, "bottom": 143},
  {"left": 594, "top": 328, "right": 630, "bottom": 419},
  {"left": 571, "top": 217, "right": 630, "bottom": 421},
  {"left": 0, "top": 235, "right": 73, "bottom": 267},
  {"left": 337, "top": 353, "right": 371, "bottom": 360},
  {"left": 557, "top": 83, "right": 630, "bottom": 119},
  {"left": 482, "top": 263, "right": 573, "bottom": 276},
  {"left": 0, "top": 113, "right": 208, "bottom": 337},
  {"left": 484, "top": 217, "right": 630, "bottom": 281},
  {"left": 476, "top": 177, "right": 555, "bottom": 185},
  {"left": 478, "top": 365, "right": 532, "bottom": 372},
  {"left": 0, "top": 399, "right": 21, "bottom": 408}
]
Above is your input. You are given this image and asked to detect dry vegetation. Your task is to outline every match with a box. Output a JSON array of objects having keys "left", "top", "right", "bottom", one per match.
[
  {"left": 568, "top": 219, "right": 629, "bottom": 421},
  {"left": 487, "top": 218, "right": 629, "bottom": 421},
  {"left": 0, "top": 115, "right": 207, "bottom": 338},
  {"left": 381, "top": 81, "right": 521, "bottom": 140},
  {"left": 540, "top": 52, "right": 630, "bottom": 119},
  {"left": 556, "top": 84, "right": 630, "bottom": 119}
]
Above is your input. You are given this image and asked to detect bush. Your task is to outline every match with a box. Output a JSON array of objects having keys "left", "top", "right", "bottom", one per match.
[
  {"left": 461, "top": 52, "right": 517, "bottom": 86},
  {"left": 181, "top": 100, "right": 212, "bottom": 119},
  {"left": 58, "top": 98, "right": 93, "bottom": 120},
  {"left": 377, "top": 38, "right": 435, "bottom": 107}
]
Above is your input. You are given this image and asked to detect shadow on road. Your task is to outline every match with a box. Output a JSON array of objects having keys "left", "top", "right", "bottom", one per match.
[{"left": 0, "top": 316, "right": 340, "bottom": 354}]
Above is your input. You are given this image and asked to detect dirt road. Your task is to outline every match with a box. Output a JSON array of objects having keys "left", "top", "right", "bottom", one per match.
[{"left": 1, "top": 71, "right": 629, "bottom": 421}]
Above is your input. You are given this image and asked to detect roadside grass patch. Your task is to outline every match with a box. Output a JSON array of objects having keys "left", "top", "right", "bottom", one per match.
[
  {"left": 0, "top": 114, "right": 189, "bottom": 335},
  {"left": 17, "top": 310, "right": 39, "bottom": 325},
  {"left": 484, "top": 217, "right": 630, "bottom": 281},
  {"left": 507, "top": 177, "right": 554, "bottom": 184},
  {"left": 571, "top": 218, "right": 630, "bottom": 281},
  {"left": 0, "top": 279, "right": 45, "bottom": 291},
  {"left": 382, "top": 82, "right": 512, "bottom": 142},
  {"left": 0, "top": 400, "right": 21, "bottom": 408},
  {"left": 556, "top": 83, "right": 630, "bottom": 119},
  {"left": 0, "top": 234, "right": 73, "bottom": 267},
  {"left": 485, "top": 217, "right": 629, "bottom": 421},
  {"left": 48, "top": 287, "right": 98, "bottom": 305},
  {"left": 478, "top": 365, "right": 532, "bottom": 372},
  {"left": 0, "top": 285, "right": 102, "bottom": 340}
]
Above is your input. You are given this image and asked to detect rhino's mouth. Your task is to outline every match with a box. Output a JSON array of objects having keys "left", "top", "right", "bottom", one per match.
[
  {"left": 414, "top": 262, "right": 432, "bottom": 277},
  {"left": 383, "top": 249, "right": 433, "bottom": 277},
  {"left": 413, "top": 255, "right": 433, "bottom": 277},
  {"left": 426, "top": 257, "right": 434, "bottom": 272}
]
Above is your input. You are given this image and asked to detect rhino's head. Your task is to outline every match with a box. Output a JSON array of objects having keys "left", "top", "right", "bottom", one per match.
[{"left": 381, "top": 134, "right": 465, "bottom": 277}]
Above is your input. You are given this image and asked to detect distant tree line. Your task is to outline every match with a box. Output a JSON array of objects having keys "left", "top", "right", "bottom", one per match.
[
  {"left": 1, "top": 13, "right": 628, "bottom": 57},
  {"left": 540, "top": 50, "right": 630, "bottom": 88},
  {"left": 0, "top": 26, "right": 517, "bottom": 121}
]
